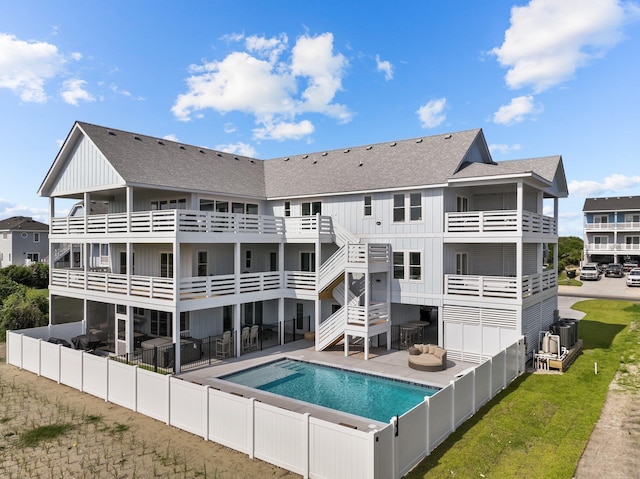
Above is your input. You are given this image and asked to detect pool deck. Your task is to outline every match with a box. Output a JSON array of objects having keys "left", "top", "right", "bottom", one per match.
[{"left": 177, "top": 340, "right": 476, "bottom": 432}]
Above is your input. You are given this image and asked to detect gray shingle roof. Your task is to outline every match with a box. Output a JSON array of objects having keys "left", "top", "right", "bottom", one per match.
[
  {"left": 77, "top": 122, "right": 267, "bottom": 198},
  {"left": 450, "top": 156, "right": 563, "bottom": 183},
  {"left": 583, "top": 196, "right": 640, "bottom": 212},
  {"left": 0, "top": 216, "right": 48, "bottom": 231},
  {"left": 263, "top": 129, "right": 486, "bottom": 197}
]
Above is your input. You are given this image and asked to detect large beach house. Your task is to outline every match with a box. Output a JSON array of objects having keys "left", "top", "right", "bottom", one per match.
[{"left": 38, "top": 122, "right": 567, "bottom": 372}]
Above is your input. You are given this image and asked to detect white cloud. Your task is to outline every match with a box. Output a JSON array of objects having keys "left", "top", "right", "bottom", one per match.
[
  {"left": 491, "top": 0, "right": 640, "bottom": 92},
  {"left": 0, "top": 199, "right": 48, "bottom": 224},
  {"left": 253, "top": 119, "right": 314, "bottom": 141},
  {"left": 493, "top": 95, "right": 541, "bottom": 125},
  {"left": 163, "top": 134, "right": 179, "bottom": 142},
  {"left": 489, "top": 143, "right": 522, "bottom": 155},
  {"left": 214, "top": 142, "right": 258, "bottom": 157},
  {"left": 569, "top": 173, "right": 640, "bottom": 197},
  {"left": 223, "top": 123, "right": 237, "bottom": 134},
  {"left": 172, "top": 32, "right": 351, "bottom": 141},
  {"left": 375, "top": 54, "right": 393, "bottom": 81},
  {"left": 61, "top": 78, "right": 94, "bottom": 105},
  {"left": 416, "top": 98, "right": 447, "bottom": 128},
  {"left": 70, "top": 52, "right": 82, "bottom": 61},
  {"left": 0, "top": 33, "right": 66, "bottom": 102}
]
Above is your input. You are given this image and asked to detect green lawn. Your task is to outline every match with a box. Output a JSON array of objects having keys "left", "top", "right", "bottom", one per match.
[{"left": 408, "top": 300, "right": 640, "bottom": 479}]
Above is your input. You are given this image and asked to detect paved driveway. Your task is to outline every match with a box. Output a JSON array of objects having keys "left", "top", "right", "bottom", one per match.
[{"left": 559, "top": 274, "right": 640, "bottom": 302}]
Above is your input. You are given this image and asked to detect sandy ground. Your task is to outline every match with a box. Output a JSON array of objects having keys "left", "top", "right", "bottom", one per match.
[{"left": 0, "top": 346, "right": 298, "bottom": 479}]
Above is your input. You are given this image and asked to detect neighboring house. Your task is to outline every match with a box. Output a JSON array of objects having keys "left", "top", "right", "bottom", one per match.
[
  {"left": 0, "top": 216, "right": 49, "bottom": 268},
  {"left": 582, "top": 196, "right": 640, "bottom": 265},
  {"left": 38, "top": 121, "right": 568, "bottom": 371}
]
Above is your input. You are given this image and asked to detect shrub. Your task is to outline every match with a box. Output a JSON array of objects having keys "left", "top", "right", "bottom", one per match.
[
  {"left": 0, "top": 290, "right": 48, "bottom": 339},
  {"left": 0, "top": 275, "right": 24, "bottom": 306}
]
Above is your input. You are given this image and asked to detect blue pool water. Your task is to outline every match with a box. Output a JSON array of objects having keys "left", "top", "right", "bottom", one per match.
[{"left": 220, "top": 358, "right": 439, "bottom": 422}]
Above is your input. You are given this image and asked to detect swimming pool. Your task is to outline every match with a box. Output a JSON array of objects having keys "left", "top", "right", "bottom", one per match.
[{"left": 220, "top": 358, "right": 439, "bottom": 422}]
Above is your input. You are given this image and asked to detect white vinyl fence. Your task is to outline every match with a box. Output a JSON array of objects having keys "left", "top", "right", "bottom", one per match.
[{"left": 6, "top": 328, "right": 524, "bottom": 479}]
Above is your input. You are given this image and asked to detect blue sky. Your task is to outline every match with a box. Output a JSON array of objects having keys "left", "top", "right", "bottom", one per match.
[{"left": 1, "top": 0, "right": 639, "bottom": 237}]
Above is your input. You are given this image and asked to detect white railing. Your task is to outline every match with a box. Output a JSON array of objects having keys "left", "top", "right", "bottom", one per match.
[
  {"left": 6, "top": 329, "right": 525, "bottom": 479},
  {"left": 284, "top": 271, "right": 316, "bottom": 291},
  {"left": 332, "top": 220, "right": 360, "bottom": 246},
  {"left": 445, "top": 210, "right": 557, "bottom": 235},
  {"left": 346, "top": 303, "right": 389, "bottom": 325},
  {"left": 318, "top": 245, "right": 347, "bottom": 292},
  {"left": 446, "top": 271, "right": 557, "bottom": 299},
  {"left": 585, "top": 243, "right": 640, "bottom": 252},
  {"left": 585, "top": 221, "right": 640, "bottom": 231},
  {"left": 317, "top": 307, "right": 346, "bottom": 351},
  {"left": 51, "top": 210, "right": 300, "bottom": 236},
  {"left": 283, "top": 215, "right": 332, "bottom": 237}
]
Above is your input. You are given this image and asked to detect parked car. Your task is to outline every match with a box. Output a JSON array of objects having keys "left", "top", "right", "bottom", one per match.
[
  {"left": 580, "top": 263, "right": 601, "bottom": 281},
  {"left": 605, "top": 263, "right": 624, "bottom": 278},
  {"left": 626, "top": 268, "right": 640, "bottom": 287},
  {"left": 623, "top": 261, "right": 639, "bottom": 272}
]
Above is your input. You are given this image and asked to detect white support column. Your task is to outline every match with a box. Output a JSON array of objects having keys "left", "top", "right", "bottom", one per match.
[
  {"left": 364, "top": 270, "right": 370, "bottom": 360},
  {"left": 279, "top": 242, "right": 285, "bottom": 345},
  {"left": 126, "top": 305, "right": 134, "bottom": 354},
  {"left": 234, "top": 303, "right": 241, "bottom": 357},
  {"left": 314, "top": 238, "right": 321, "bottom": 338},
  {"left": 48, "top": 198, "right": 54, "bottom": 326},
  {"left": 126, "top": 186, "right": 133, "bottom": 233},
  {"left": 517, "top": 181, "right": 524, "bottom": 300},
  {"left": 553, "top": 198, "right": 559, "bottom": 269},
  {"left": 83, "top": 192, "right": 90, "bottom": 234},
  {"left": 234, "top": 243, "right": 241, "bottom": 295},
  {"left": 173, "top": 241, "right": 181, "bottom": 373}
]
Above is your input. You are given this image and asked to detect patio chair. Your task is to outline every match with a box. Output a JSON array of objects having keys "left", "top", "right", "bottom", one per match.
[
  {"left": 241, "top": 327, "right": 251, "bottom": 353},
  {"left": 216, "top": 331, "right": 231, "bottom": 359},
  {"left": 250, "top": 325, "right": 260, "bottom": 351}
]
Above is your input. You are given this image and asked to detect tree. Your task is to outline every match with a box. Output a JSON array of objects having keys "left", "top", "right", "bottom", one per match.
[
  {"left": 29, "top": 262, "right": 49, "bottom": 289},
  {"left": 558, "top": 236, "right": 584, "bottom": 271},
  {"left": 0, "top": 275, "right": 23, "bottom": 306},
  {"left": 0, "top": 265, "right": 34, "bottom": 287},
  {"left": 0, "top": 291, "right": 48, "bottom": 340}
]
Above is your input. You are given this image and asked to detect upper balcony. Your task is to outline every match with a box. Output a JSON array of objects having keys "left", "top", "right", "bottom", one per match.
[
  {"left": 584, "top": 243, "right": 640, "bottom": 255},
  {"left": 584, "top": 221, "right": 640, "bottom": 232},
  {"left": 445, "top": 210, "right": 557, "bottom": 236},
  {"left": 50, "top": 210, "right": 333, "bottom": 241},
  {"left": 445, "top": 270, "right": 557, "bottom": 300}
]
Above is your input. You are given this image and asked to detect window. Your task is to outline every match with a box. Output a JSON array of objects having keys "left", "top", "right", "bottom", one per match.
[
  {"left": 456, "top": 196, "right": 469, "bottom": 212},
  {"left": 625, "top": 213, "right": 640, "bottom": 223},
  {"left": 364, "top": 195, "right": 372, "bottom": 216},
  {"left": 270, "top": 252, "right": 277, "bottom": 271},
  {"left": 456, "top": 253, "right": 469, "bottom": 275},
  {"left": 160, "top": 253, "right": 173, "bottom": 278},
  {"left": 232, "top": 202, "right": 244, "bottom": 214},
  {"left": 216, "top": 201, "right": 229, "bottom": 213},
  {"left": 118, "top": 319, "right": 126, "bottom": 340},
  {"left": 133, "top": 307, "right": 145, "bottom": 317},
  {"left": 394, "top": 251, "right": 422, "bottom": 280},
  {"left": 199, "top": 199, "right": 215, "bottom": 211},
  {"left": 244, "top": 302, "right": 263, "bottom": 325},
  {"left": 151, "top": 198, "right": 186, "bottom": 210},
  {"left": 626, "top": 236, "right": 640, "bottom": 246},
  {"left": 284, "top": 201, "right": 291, "bottom": 217},
  {"left": 410, "top": 193, "right": 422, "bottom": 221},
  {"left": 119, "top": 252, "right": 134, "bottom": 275},
  {"left": 26, "top": 252, "right": 39, "bottom": 263},
  {"left": 34, "top": 233, "right": 40, "bottom": 243},
  {"left": 246, "top": 203, "right": 258, "bottom": 215},
  {"left": 2, "top": 233, "right": 6, "bottom": 240},
  {"left": 180, "top": 312, "right": 190, "bottom": 334},
  {"left": 393, "top": 194, "right": 405, "bottom": 222},
  {"left": 594, "top": 215, "right": 609, "bottom": 224},
  {"left": 301, "top": 252, "right": 316, "bottom": 272},
  {"left": 296, "top": 303, "right": 304, "bottom": 329},
  {"left": 116, "top": 304, "right": 126, "bottom": 314},
  {"left": 594, "top": 236, "right": 608, "bottom": 246},
  {"left": 409, "top": 252, "right": 422, "bottom": 280},
  {"left": 302, "top": 201, "right": 321, "bottom": 216},
  {"left": 393, "top": 252, "right": 405, "bottom": 279},
  {"left": 245, "top": 250, "right": 252, "bottom": 269},
  {"left": 150, "top": 311, "right": 172, "bottom": 337},
  {"left": 197, "top": 251, "right": 208, "bottom": 276},
  {"left": 100, "top": 244, "right": 109, "bottom": 265}
]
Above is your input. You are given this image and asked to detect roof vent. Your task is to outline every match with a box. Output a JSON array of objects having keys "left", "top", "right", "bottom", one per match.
[
  {"left": 133, "top": 136, "right": 141, "bottom": 141},
  {"left": 179, "top": 145, "right": 186, "bottom": 150},
  {"left": 158, "top": 140, "right": 165, "bottom": 145},
  {"left": 344, "top": 149, "right": 350, "bottom": 153},
  {"left": 359, "top": 161, "right": 363, "bottom": 167},
  {"left": 322, "top": 152, "right": 328, "bottom": 156},
  {"left": 313, "top": 159, "right": 317, "bottom": 164},
  {"left": 284, "top": 157, "right": 290, "bottom": 161},
  {"left": 444, "top": 134, "right": 452, "bottom": 139},
  {"left": 216, "top": 152, "right": 222, "bottom": 157},
  {"left": 303, "top": 155, "right": 308, "bottom": 159},
  {"left": 234, "top": 156, "right": 239, "bottom": 160},
  {"left": 199, "top": 149, "right": 205, "bottom": 154},
  {"left": 389, "top": 142, "right": 396, "bottom": 147},
  {"left": 250, "top": 159, "right": 255, "bottom": 163},
  {"left": 366, "top": 146, "right": 373, "bottom": 150},
  {"left": 108, "top": 131, "right": 116, "bottom": 136},
  {"left": 416, "top": 138, "right": 423, "bottom": 143}
]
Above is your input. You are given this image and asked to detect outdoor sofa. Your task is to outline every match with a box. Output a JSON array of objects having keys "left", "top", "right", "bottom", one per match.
[{"left": 407, "top": 343, "right": 447, "bottom": 371}]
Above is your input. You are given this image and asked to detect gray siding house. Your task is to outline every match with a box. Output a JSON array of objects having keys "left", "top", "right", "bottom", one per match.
[
  {"left": 0, "top": 216, "right": 49, "bottom": 267},
  {"left": 38, "top": 121, "right": 568, "bottom": 370}
]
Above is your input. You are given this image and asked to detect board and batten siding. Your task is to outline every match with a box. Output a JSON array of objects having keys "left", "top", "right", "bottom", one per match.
[
  {"left": 50, "top": 135, "right": 124, "bottom": 197},
  {"left": 522, "top": 297, "right": 557, "bottom": 356}
]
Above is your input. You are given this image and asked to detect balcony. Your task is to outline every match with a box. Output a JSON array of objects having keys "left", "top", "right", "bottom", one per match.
[
  {"left": 585, "top": 221, "right": 640, "bottom": 231},
  {"left": 50, "top": 210, "right": 334, "bottom": 239},
  {"left": 445, "top": 210, "right": 556, "bottom": 235},
  {"left": 445, "top": 270, "right": 557, "bottom": 299},
  {"left": 51, "top": 268, "right": 320, "bottom": 302},
  {"left": 585, "top": 243, "right": 640, "bottom": 254}
]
